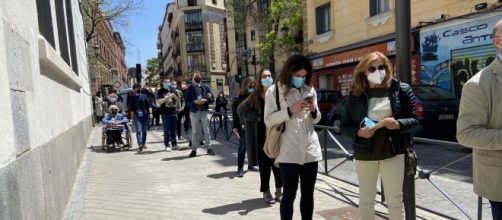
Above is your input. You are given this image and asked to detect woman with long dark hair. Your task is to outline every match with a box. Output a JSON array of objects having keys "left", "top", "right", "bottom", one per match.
[
  {"left": 264, "top": 55, "right": 322, "bottom": 219},
  {"left": 238, "top": 69, "right": 283, "bottom": 204},
  {"left": 341, "top": 51, "right": 418, "bottom": 219},
  {"left": 232, "top": 77, "right": 258, "bottom": 177}
]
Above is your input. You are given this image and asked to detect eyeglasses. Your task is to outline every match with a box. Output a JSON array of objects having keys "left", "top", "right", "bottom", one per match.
[{"left": 368, "top": 65, "right": 385, "bottom": 73}]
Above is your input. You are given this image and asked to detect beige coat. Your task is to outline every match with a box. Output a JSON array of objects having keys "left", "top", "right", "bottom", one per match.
[
  {"left": 457, "top": 58, "right": 502, "bottom": 202},
  {"left": 264, "top": 83, "right": 322, "bottom": 166}
]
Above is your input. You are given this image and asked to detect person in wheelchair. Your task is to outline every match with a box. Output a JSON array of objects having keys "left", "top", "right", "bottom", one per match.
[{"left": 102, "top": 105, "right": 129, "bottom": 147}]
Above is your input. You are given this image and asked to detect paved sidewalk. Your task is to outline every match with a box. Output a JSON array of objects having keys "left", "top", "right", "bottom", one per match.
[{"left": 63, "top": 124, "right": 445, "bottom": 220}]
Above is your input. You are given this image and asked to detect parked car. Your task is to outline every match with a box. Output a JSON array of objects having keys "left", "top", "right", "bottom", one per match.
[
  {"left": 327, "top": 85, "right": 459, "bottom": 137},
  {"left": 316, "top": 90, "right": 343, "bottom": 125},
  {"left": 412, "top": 85, "right": 459, "bottom": 138},
  {"left": 327, "top": 98, "right": 346, "bottom": 134}
]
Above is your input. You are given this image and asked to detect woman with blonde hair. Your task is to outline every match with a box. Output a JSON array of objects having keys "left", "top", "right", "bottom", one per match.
[
  {"left": 340, "top": 51, "right": 418, "bottom": 220},
  {"left": 232, "top": 77, "right": 259, "bottom": 177}
]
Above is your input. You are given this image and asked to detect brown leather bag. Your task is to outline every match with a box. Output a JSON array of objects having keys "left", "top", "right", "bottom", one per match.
[{"left": 263, "top": 85, "right": 285, "bottom": 158}]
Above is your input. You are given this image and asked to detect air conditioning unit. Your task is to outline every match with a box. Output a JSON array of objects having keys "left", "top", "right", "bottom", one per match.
[{"left": 434, "top": 13, "right": 446, "bottom": 21}]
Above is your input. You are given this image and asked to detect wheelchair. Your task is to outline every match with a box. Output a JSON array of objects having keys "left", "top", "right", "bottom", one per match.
[{"left": 101, "top": 123, "right": 132, "bottom": 152}]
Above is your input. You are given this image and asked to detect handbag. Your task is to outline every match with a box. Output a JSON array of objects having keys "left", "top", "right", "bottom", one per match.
[
  {"left": 263, "top": 85, "right": 285, "bottom": 158},
  {"left": 405, "top": 143, "right": 417, "bottom": 176}
]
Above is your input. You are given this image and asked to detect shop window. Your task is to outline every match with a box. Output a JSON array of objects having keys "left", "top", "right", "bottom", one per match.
[
  {"left": 315, "top": 4, "right": 331, "bottom": 35},
  {"left": 370, "top": 0, "right": 389, "bottom": 17}
]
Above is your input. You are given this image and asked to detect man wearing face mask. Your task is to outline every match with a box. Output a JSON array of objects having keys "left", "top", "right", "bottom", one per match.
[
  {"left": 143, "top": 83, "right": 157, "bottom": 127},
  {"left": 128, "top": 83, "right": 153, "bottom": 152},
  {"left": 171, "top": 79, "right": 185, "bottom": 141},
  {"left": 185, "top": 71, "right": 215, "bottom": 157},
  {"left": 157, "top": 78, "right": 180, "bottom": 151},
  {"left": 102, "top": 105, "right": 129, "bottom": 147}
]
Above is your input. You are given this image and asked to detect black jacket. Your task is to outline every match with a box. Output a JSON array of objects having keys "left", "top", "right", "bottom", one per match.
[
  {"left": 340, "top": 79, "right": 418, "bottom": 155},
  {"left": 232, "top": 94, "right": 249, "bottom": 130}
]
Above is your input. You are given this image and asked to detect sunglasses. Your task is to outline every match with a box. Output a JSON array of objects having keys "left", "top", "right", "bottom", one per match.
[{"left": 368, "top": 65, "right": 385, "bottom": 73}]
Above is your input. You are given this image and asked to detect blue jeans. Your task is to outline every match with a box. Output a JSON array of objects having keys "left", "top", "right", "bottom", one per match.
[
  {"left": 134, "top": 116, "right": 149, "bottom": 146},
  {"left": 190, "top": 111, "right": 211, "bottom": 151},
  {"left": 161, "top": 112, "right": 178, "bottom": 147},
  {"left": 237, "top": 130, "right": 246, "bottom": 169},
  {"left": 491, "top": 200, "right": 502, "bottom": 220}
]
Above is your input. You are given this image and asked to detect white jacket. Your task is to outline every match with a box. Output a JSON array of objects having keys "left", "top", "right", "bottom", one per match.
[{"left": 264, "top": 83, "right": 323, "bottom": 165}]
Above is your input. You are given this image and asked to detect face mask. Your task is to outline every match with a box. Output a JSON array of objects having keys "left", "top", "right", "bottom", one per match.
[
  {"left": 170, "top": 85, "right": 177, "bottom": 90},
  {"left": 367, "top": 69, "right": 386, "bottom": 84},
  {"left": 261, "top": 77, "right": 273, "bottom": 87},
  {"left": 194, "top": 77, "right": 201, "bottom": 83},
  {"left": 111, "top": 110, "right": 118, "bottom": 115},
  {"left": 219, "top": 94, "right": 224, "bottom": 97},
  {"left": 164, "top": 83, "right": 171, "bottom": 88},
  {"left": 247, "top": 87, "right": 255, "bottom": 93},
  {"left": 291, "top": 76, "right": 305, "bottom": 88}
]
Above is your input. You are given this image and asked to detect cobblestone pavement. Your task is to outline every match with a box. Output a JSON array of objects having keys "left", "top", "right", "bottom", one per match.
[{"left": 63, "top": 124, "right": 450, "bottom": 220}]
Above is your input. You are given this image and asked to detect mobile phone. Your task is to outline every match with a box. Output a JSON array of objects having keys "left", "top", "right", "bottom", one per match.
[
  {"left": 304, "top": 94, "right": 314, "bottom": 103},
  {"left": 364, "top": 117, "right": 376, "bottom": 128}
]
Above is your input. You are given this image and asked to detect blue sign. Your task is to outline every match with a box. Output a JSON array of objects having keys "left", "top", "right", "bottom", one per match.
[{"left": 419, "top": 14, "right": 500, "bottom": 95}]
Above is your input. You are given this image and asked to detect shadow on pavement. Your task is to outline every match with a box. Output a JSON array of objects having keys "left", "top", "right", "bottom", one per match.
[
  {"left": 89, "top": 146, "right": 132, "bottom": 154},
  {"left": 161, "top": 156, "right": 190, "bottom": 161},
  {"left": 134, "top": 150, "right": 165, "bottom": 155},
  {"left": 202, "top": 198, "right": 272, "bottom": 216},
  {"left": 206, "top": 171, "right": 240, "bottom": 179}
]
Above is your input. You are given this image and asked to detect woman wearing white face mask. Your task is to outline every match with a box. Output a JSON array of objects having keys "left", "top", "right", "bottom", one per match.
[{"left": 340, "top": 52, "right": 418, "bottom": 220}]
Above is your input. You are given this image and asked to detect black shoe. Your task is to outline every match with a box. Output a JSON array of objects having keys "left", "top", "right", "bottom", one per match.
[
  {"left": 188, "top": 151, "right": 197, "bottom": 157},
  {"left": 248, "top": 166, "right": 259, "bottom": 172},
  {"left": 207, "top": 149, "right": 215, "bottom": 155}
]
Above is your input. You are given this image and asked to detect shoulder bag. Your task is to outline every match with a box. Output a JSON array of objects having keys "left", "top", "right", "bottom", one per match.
[{"left": 263, "top": 85, "right": 285, "bottom": 158}]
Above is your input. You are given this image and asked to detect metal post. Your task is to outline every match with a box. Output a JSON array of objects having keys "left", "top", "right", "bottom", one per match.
[
  {"left": 478, "top": 196, "right": 482, "bottom": 220},
  {"left": 323, "top": 130, "right": 328, "bottom": 175},
  {"left": 396, "top": 0, "right": 415, "bottom": 219}
]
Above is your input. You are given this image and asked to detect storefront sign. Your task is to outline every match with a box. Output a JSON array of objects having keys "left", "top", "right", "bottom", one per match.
[
  {"left": 420, "top": 13, "right": 500, "bottom": 96},
  {"left": 323, "top": 43, "right": 387, "bottom": 68}
]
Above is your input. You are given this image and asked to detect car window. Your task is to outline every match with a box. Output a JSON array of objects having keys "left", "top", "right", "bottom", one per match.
[
  {"left": 413, "top": 86, "right": 457, "bottom": 101},
  {"left": 317, "top": 91, "right": 342, "bottom": 102}
]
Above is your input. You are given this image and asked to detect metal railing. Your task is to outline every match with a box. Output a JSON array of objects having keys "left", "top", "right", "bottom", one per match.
[{"left": 205, "top": 112, "right": 484, "bottom": 219}]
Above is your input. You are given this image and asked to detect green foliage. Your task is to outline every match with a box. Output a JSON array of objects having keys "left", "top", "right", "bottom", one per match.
[{"left": 145, "top": 57, "right": 161, "bottom": 86}]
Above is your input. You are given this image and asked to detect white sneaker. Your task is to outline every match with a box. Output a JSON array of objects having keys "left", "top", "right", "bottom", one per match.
[{"left": 165, "top": 147, "right": 172, "bottom": 152}]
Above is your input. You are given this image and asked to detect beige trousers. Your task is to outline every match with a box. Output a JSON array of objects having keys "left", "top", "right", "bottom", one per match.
[{"left": 355, "top": 154, "right": 405, "bottom": 220}]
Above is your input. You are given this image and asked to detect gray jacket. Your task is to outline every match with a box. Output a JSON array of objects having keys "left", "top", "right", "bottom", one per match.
[{"left": 457, "top": 57, "right": 502, "bottom": 202}]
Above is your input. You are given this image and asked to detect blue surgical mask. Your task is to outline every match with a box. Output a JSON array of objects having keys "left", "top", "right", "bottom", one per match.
[
  {"left": 247, "top": 87, "right": 255, "bottom": 93},
  {"left": 261, "top": 77, "right": 273, "bottom": 87},
  {"left": 170, "top": 85, "right": 177, "bottom": 90},
  {"left": 291, "top": 76, "right": 305, "bottom": 88},
  {"left": 164, "top": 83, "right": 171, "bottom": 88}
]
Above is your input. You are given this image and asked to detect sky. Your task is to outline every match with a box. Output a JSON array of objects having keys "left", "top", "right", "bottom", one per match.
[{"left": 115, "top": 0, "right": 172, "bottom": 69}]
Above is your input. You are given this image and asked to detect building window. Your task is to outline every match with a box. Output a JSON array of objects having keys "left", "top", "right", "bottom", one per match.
[
  {"left": 185, "top": 10, "right": 202, "bottom": 31},
  {"left": 55, "top": 0, "right": 70, "bottom": 66},
  {"left": 251, "top": 30, "right": 256, "bottom": 41},
  {"left": 186, "top": 31, "right": 204, "bottom": 52},
  {"left": 188, "top": 0, "right": 197, "bottom": 6},
  {"left": 212, "top": 0, "right": 217, "bottom": 4},
  {"left": 187, "top": 53, "right": 205, "bottom": 73},
  {"left": 370, "top": 0, "right": 389, "bottom": 16},
  {"left": 36, "top": 0, "right": 55, "bottom": 48},
  {"left": 315, "top": 4, "right": 331, "bottom": 35},
  {"left": 65, "top": 0, "right": 78, "bottom": 75}
]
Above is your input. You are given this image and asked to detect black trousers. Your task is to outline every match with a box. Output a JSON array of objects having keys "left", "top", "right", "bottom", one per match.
[
  {"left": 259, "top": 157, "right": 282, "bottom": 192},
  {"left": 152, "top": 108, "right": 160, "bottom": 126},
  {"left": 279, "top": 162, "right": 318, "bottom": 220},
  {"left": 106, "top": 130, "right": 123, "bottom": 145},
  {"left": 177, "top": 111, "right": 183, "bottom": 138}
]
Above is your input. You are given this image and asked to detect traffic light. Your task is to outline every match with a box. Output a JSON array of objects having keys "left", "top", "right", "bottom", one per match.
[
  {"left": 135, "top": 64, "right": 141, "bottom": 83},
  {"left": 235, "top": 74, "right": 242, "bottom": 83}
]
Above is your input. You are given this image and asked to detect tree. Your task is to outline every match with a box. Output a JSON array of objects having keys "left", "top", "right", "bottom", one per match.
[
  {"left": 145, "top": 57, "right": 161, "bottom": 86},
  {"left": 256, "top": 0, "right": 303, "bottom": 71},
  {"left": 81, "top": 0, "right": 143, "bottom": 42}
]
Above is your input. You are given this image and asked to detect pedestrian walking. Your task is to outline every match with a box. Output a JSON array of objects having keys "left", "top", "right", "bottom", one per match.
[
  {"left": 128, "top": 83, "right": 153, "bottom": 152},
  {"left": 157, "top": 78, "right": 180, "bottom": 151},
  {"left": 171, "top": 79, "right": 185, "bottom": 140},
  {"left": 263, "top": 55, "right": 322, "bottom": 220},
  {"left": 215, "top": 91, "right": 228, "bottom": 125},
  {"left": 340, "top": 52, "right": 418, "bottom": 220},
  {"left": 185, "top": 71, "right": 215, "bottom": 157},
  {"left": 456, "top": 19, "right": 502, "bottom": 220},
  {"left": 95, "top": 92, "right": 104, "bottom": 122},
  {"left": 143, "top": 84, "right": 157, "bottom": 128},
  {"left": 232, "top": 77, "right": 256, "bottom": 177},
  {"left": 181, "top": 81, "right": 191, "bottom": 134},
  {"left": 238, "top": 69, "right": 282, "bottom": 204}
]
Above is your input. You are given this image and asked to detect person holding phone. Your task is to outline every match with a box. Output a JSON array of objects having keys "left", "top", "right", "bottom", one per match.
[
  {"left": 264, "top": 55, "right": 322, "bottom": 220},
  {"left": 340, "top": 52, "right": 418, "bottom": 220},
  {"left": 238, "top": 69, "right": 283, "bottom": 204}
]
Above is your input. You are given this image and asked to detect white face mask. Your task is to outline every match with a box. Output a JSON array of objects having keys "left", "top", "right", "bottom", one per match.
[{"left": 367, "top": 69, "right": 386, "bottom": 84}]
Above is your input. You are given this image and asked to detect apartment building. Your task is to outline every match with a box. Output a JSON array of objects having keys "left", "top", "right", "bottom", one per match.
[
  {"left": 90, "top": 19, "right": 128, "bottom": 95},
  {"left": 159, "top": 0, "right": 230, "bottom": 93},
  {"left": 305, "top": 0, "right": 502, "bottom": 97}
]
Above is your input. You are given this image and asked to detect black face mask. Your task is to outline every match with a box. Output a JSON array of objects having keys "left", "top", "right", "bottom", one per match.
[
  {"left": 111, "top": 110, "right": 118, "bottom": 115},
  {"left": 135, "top": 89, "right": 140, "bottom": 93},
  {"left": 194, "top": 77, "right": 201, "bottom": 83}
]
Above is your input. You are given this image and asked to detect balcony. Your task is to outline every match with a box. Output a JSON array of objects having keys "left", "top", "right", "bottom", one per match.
[
  {"left": 157, "top": 42, "right": 162, "bottom": 49},
  {"left": 188, "top": 65, "right": 206, "bottom": 73},
  {"left": 185, "top": 22, "right": 203, "bottom": 31}
]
